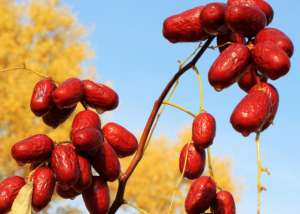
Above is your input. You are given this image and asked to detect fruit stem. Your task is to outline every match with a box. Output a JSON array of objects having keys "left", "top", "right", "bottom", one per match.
[
  {"left": 207, "top": 147, "right": 215, "bottom": 179},
  {"left": 256, "top": 132, "right": 262, "bottom": 214},
  {"left": 163, "top": 101, "right": 196, "bottom": 118},
  {"left": 108, "top": 36, "right": 215, "bottom": 214},
  {"left": 192, "top": 65, "right": 204, "bottom": 112}
]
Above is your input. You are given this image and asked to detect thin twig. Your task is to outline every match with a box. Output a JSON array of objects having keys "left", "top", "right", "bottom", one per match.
[{"left": 163, "top": 101, "right": 196, "bottom": 118}]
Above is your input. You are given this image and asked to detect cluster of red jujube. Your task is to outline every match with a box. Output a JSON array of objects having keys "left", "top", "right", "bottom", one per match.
[
  {"left": 163, "top": 0, "right": 293, "bottom": 213},
  {"left": 0, "top": 78, "right": 138, "bottom": 213}
]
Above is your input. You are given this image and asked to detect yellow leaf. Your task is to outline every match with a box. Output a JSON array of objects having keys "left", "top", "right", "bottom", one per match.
[{"left": 8, "top": 182, "right": 33, "bottom": 214}]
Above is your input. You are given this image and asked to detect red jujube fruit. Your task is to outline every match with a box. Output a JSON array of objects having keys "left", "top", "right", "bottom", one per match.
[
  {"left": 179, "top": 143, "right": 206, "bottom": 179},
  {"left": 82, "top": 80, "right": 119, "bottom": 113},
  {"left": 102, "top": 122, "right": 138, "bottom": 157},
  {"left": 0, "top": 176, "right": 25, "bottom": 213},
  {"left": 52, "top": 78, "right": 83, "bottom": 109},
  {"left": 50, "top": 144, "right": 80, "bottom": 185},
  {"left": 185, "top": 176, "right": 217, "bottom": 214},
  {"left": 32, "top": 166, "right": 55, "bottom": 211},
  {"left": 217, "top": 30, "right": 245, "bottom": 52},
  {"left": 200, "top": 3, "right": 227, "bottom": 35},
  {"left": 237, "top": 63, "right": 260, "bottom": 92},
  {"left": 211, "top": 191, "right": 236, "bottom": 214},
  {"left": 255, "top": 28, "right": 294, "bottom": 57},
  {"left": 11, "top": 134, "right": 54, "bottom": 164},
  {"left": 162, "top": 6, "right": 208, "bottom": 43},
  {"left": 230, "top": 90, "right": 272, "bottom": 136},
  {"left": 74, "top": 155, "right": 92, "bottom": 192},
  {"left": 252, "top": 41, "right": 291, "bottom": 80},
  {"left": 71, "top": 110, "right": 101, "bottom": 138},
  {"left": 192, "top": 112, "right": 216, "bottom": 149},
  {"left": 82, "top": 176, "right": 110, "bottom": 214},
  {"left": 42, "top": 105, "right": 76, "bottom": 128},
  {"left": 56, "top": 183, "right": 80, "bottom": 199},
  {"left": 225, "top": 5, "right": 267, "bottom": 37},
  {"left": 30, "top": 78, "right": 56, "bottom": 116},
  {"left": 91, "top": 142, "right": 120, "bottom": 182},
  {"left": 208, "top": 43, "right": 250, "bottom": 91}
]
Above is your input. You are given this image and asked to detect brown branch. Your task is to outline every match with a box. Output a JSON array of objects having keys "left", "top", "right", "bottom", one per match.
[{"left": 108, "top": 36, "right": 215, "bottom": 214}]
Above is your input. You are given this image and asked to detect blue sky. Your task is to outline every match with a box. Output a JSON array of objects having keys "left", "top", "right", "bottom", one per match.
[{"left": 63, "top": 0, "right": 299, "bottom": 213}]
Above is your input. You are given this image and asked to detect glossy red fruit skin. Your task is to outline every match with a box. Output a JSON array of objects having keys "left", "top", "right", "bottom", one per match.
[
  {"left": 82, "top": 176, "right": 110, "bottom": 214},
  {"left": 250, "top": 83, "right": 279, "bottom": 130},
  {"left": 238, "top": 64, "right": 259, "bottom": 92},
  {"left": 11, "top": 134, "right": 54, "bottom": 164},
  {"left": 32, "top": 166, "right": 55, "bottom": 211},
  {"left": 252, "top": 41, "right": 291, "bottom": 80},
  {"left": 52, "top": 78, "right": 83, "bottom": 109},
  {"left": 200, "top": 3, "right": 227, "bottom": 35},
  {"left": 91, "top": 142, "right": 121, "bottom": 182},
  {"left": 179, "top": 143, "right": 206, "bottom": 179},
  {"left": 192, "top": 112, "right": 216, "bottom": 149},
  {"left": 56, "top": 183, "right": 80, "bottom": 199},
  {"left": 102, "top": 122, "right": 138, "bottom": 157},
  {"left": 227, "top": 0, "right": 273, "bottom": 24},
  {"left": 230, "top": 90, "right": 271, "bottom": 136},
  {"left": 162, "top": 6, "right": 208, "bottom": 43},
  {"left": 255, "top": 28, "right": 294, "bottom": 57},
  {"left": 42, "top": 105, "right": 76, "bottom": 128},
  {"left": 82, "top": 80, "right": 119, "bottom": 113},
  {"left": 30, "top": 78, "right": 56, "bottom": 116},
  {"left": 50, "top": 144, "right": 80, "bottom": 185},
  {"left": 225, "top": 5, "right": 267, "bottom": 37},
  {"left": 0, "top": 176, "right": 25, "bottom": 213},
  {"left": 208, "top": 43, "right": 250, "bottom": 91},
  {"left": 72, "top": 128, "right": 103, "bottom": 156},
  {"left": 185, "top": 176, "right": 217, "bottom": 214},
  {"left": 71, "top": 110, "right": 101, "bottom": 138},
  {"left": 74, "top": 155, "right": 92, "bottom": 192},
  {"left": 217, "top": 30, "right": 245, "bottom": 52},
  {"left": 211, "top": 191, "right": 236, "bottom": 214}
]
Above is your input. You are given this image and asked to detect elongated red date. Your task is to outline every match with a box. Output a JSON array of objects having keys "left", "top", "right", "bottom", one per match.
[
  {"left": 179, "top": 143, "right": 206, "bottom": 179},
  {"left": 82, "top": 176, "right": 110, "bottom": 214},
  {"left": 252, "top": 41, "right": 291, "bottom": 80},
  {"left": 237, "top": 64, "right": 259, "bottom": 92},
  {"left": 82, "top": 80, "right": 119, "bottom": 113},
  {"left": 50, "top": 144, "right": 80, "bottom": 185},
  {"left": 0, "top": 176, "right": 25, "bottom": 213},
  {"left": 211, "top": 191, "right": 236, "bottom": 214},
  {"left": 56, "top": 183, "right": 80, "bottom": 199},
  {"left": 208, "top": 43, "right": 250, "bottom": 91},
  {"left": 43, "top": 105, "right": 76, "bottom": 128},
  {"left": 71, "top": 110, "right": 101, "bottom": 137},
  {"left": 102, "top": 122, "right": 138, "bottom": 157},
  {"left": 74, "top": 155, "right": 92, "bottom": 192},
  {"left": 32, "top": 166, "right": 55, "bottom": 211},
  {"left": 163, "top": 6, "right": 208, "bottom": 43},
  {"left": 11, "top": 134, "right": 54, "bottom": 164},
  {"left": 30, "top": 78, "right": 56, "bottom": 116},
  {"left": 185, "top": 176, "right": 217, "bottom": 214},
  {"left": 52, "top": 77, "right": 83, "bottom": 109},
  {"left": 217, "top": 30, "right": 245, "bottom": 52}
]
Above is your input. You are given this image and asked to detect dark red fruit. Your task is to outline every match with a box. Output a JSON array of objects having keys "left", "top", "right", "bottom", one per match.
[
  {"left": 230, "top": 90, "right": 272, "bottom": 136},
  {"left": 30, "top": 78, "right": 56, "bottom": 116},
  {"left": 32, "top": 166, "right": 55, "bottom": 211},
  {"left": 11, "top": 134, "right": 54, "bottom": 164},
  {"left": 238, "top": 64, "right": 260, "bottom": 92},
  {"left": 42, "top": 105, "right": 76, "bottom": 128},
  {"left": 74, "top": 155, "right": 92, "bottom": 192},
  {"left": 0, "top": 176, "right": 25, "bottom": 213},
  {"left": 225, "top": 5, "right": 267, "bottom": 37},
  {"left": 82, "top": 176, "right": 110, "bottom": 214},
  {"left": 192, "top": 112, "right": 216, "bottom": 149},
  {"left": 185, "top": 176, "right": 217, "bottom": 214},
  {"left": 50, "top": 144, "right": 80, "bottom": 185},
  {"left": 252, "top": 41, "right": 291, "bottom": 80},
  {"left": 179, "top": 143, "right": 206, "bottom": 179},
  {"left": 91, "top": 142, "right": 120, "bottom": 182},
  {"left": 217, "top": 30, "right": 245, "bottom": 52},
  {"left": 200, "top": 3, "right": 227, "bottom": 35},
  {"left": 71, "top": 110, "right": 101, "bottom": 138},
  {"left": 250, "top": 82, "right": 279, "bottom": 130},
  {"left": 208, "top": 43, "right": 250, "bottom": 91},
  {"left": 211, "top": 191, "right": 236, "bottom": 214},
  {"left": 102, "top": 122, "right": 138, "bottom": 157},
  {"left": 56, "top": 183, "right": 80, "bottom": 199},
  {"left": 52, "top": 78, "right": 83, "bottom": 109},
  {"left": 255, "top": 28, "right": 294, "bottom": 57},
  {"left": 72, "top": 128, "right": 103, "bottom": 156},
  {"left": 162, "top": 6, "right": 208, "bottom": 43},
  {"left": 82, "top": 80, "right": 119, "bottom": 113}
]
